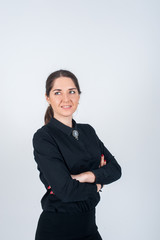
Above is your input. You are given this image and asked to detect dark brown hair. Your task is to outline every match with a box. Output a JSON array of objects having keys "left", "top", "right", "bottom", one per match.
[{"left": 44, "top": 69, "right": 82, "bottom": 125}]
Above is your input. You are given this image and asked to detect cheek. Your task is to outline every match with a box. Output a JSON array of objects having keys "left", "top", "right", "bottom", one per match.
[
  {"left": 71, "top": 94, "right": 79, "bottom": 101},
  {"left": 72, "top": 96, "right": 79, "bottom": 104},
  {"left": 50, "top": 97, "right": 60, "bottom": 107}
]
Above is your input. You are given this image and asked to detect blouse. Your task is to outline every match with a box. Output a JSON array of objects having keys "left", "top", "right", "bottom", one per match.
[{"left": 32, "top": 117, "right": 122, "bottom": 214}]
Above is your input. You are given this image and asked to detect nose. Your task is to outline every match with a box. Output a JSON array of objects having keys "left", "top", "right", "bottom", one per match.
[{"left": 62, "top": 93, "right": 70, "bottom": 102}]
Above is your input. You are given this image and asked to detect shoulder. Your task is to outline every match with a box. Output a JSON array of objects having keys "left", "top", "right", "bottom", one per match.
[
  {"left": 77, "top": 122, "right": 96, "bottom": 133},
  {"left": 32, "top": 123, "right": 54, "bottom": 146}
]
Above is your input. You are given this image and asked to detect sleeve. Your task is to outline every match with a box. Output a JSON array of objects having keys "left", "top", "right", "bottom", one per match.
[
  {"left": 88, "top": 125, "right": 122, "bottom": 185},
  {"left": 32, "top": 129, "right": 97, "bottom": 203}
]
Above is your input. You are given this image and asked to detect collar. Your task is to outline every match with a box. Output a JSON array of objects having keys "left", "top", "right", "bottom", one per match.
[{"left": 48, "top": 117, "right": 78, "bottom": 136}]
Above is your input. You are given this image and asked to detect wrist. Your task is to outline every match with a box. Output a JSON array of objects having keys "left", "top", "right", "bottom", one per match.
[{"left": 85, "top": 171, "right": 96, "bottom": 183}]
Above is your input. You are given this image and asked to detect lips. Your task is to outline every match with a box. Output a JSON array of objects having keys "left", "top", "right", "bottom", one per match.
[{"left": 61, "top": 105, "right": 72, "bottom": 109}]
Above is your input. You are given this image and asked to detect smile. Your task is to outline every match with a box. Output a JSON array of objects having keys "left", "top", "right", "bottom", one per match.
[{"left": 61, "top": 105, "right": 72, "bottom": 109}]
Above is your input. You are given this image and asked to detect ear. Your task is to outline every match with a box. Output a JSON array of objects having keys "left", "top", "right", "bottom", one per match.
[{"left": 45, "top": 94, "right": 50, "bottom": 104}]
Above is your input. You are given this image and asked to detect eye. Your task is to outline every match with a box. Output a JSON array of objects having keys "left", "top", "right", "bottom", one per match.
[
  {"left": 54, "top": 92, "right": 61, "bottom": 95},
  {"left": 69, "top": 90, "right": 76, "bottom": 94}
]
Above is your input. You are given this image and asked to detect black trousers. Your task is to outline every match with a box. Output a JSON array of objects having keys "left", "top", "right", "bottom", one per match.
[{"left": 35, "top": 209, "right": 103, "bottom": 240}]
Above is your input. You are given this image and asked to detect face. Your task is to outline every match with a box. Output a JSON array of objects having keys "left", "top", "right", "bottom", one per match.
[{"left": 46, "top": 77, "right": 80, "bottom": 121}]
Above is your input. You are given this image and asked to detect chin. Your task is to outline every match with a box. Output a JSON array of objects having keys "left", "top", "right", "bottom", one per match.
[
  {"left": 61, "top": 109, "right": 76, "bottom": 116},
  {"left": 61, "top": 112, "right": 73, "bottom": 117}
]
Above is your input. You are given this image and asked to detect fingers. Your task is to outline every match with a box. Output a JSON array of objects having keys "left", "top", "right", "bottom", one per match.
[
  {"left": 99, "top": 154, "right": 107, "bottom": 168},
  {"left": 96, "top": 183, "right": 102, "bottom": 192},
  {"left": 71, "top": 174, "right": 77, "bottom": 180},
  {"left": 100, "top": 154, "right": 104, "bottom": 167}
]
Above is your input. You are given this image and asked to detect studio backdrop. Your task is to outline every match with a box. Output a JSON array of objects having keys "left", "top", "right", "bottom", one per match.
[{"left": 0, "top": 0, "right": 159, "bottom": 240}]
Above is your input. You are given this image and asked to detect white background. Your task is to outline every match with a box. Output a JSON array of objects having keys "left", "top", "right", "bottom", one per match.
[{"left": 0, "top": 0, "right": 160, "bottom": 239}]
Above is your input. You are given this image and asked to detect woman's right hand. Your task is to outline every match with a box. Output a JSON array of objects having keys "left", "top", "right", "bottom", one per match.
[
  {"left": 99, "top": 154, "right": 106, "bottom": 168},
  {"left": 96, "top": 154, "right": 106, "bottom": 192}
]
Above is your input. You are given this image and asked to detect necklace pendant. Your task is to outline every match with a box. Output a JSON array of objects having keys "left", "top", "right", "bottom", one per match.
[{"left": 72, "top": 130, "right": 79, "bottom": 140}]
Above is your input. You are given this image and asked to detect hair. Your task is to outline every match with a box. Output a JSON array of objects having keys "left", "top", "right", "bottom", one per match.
[{"left": 44, "top": 69, "right": 82, "bottom": 125}]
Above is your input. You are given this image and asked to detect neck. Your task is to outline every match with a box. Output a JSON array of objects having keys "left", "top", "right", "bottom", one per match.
[{"left": 54, "top": 115, "right": 73, "bottom": 128}]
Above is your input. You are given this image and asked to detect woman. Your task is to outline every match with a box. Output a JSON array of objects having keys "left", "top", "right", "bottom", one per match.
[{"left": 32, "top": 69, "right": 122, "bottom": 240}]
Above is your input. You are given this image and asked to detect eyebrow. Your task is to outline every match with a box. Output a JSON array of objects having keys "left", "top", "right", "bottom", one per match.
[{"left": 53, "top": 88, "right": 77, "bottom": 92}]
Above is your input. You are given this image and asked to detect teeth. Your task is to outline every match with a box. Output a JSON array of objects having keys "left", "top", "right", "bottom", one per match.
[{"left": 62, "top": 105, "right": 71, "bottom": 108}]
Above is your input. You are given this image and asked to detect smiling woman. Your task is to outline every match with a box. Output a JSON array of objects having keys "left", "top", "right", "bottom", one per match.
[
  {"left": 44, "top": 70, "right": 81, "bottom": 127},
  {"left": 32, "top": 69, "right": 122, "bottom": 240},
  {"left": 45, "top": 76, "right": 80, "bottom": 127}
]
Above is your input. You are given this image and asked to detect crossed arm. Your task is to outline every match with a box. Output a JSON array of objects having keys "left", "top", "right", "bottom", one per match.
[
  {"left": 33, "top": 128, "right": 121, "bottom": 202},
  {"left": 71, "top": 154, "right": 106, "bottom": 192}
]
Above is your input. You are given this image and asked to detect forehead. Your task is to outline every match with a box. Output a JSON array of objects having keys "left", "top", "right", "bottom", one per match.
[{"left": 53, "top": 77, "right": 76, "bottom": 89}]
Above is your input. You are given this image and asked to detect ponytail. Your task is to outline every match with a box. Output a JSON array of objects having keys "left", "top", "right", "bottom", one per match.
[{"left": 44, "top": 105, "right": 54, "bottom": 125}]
